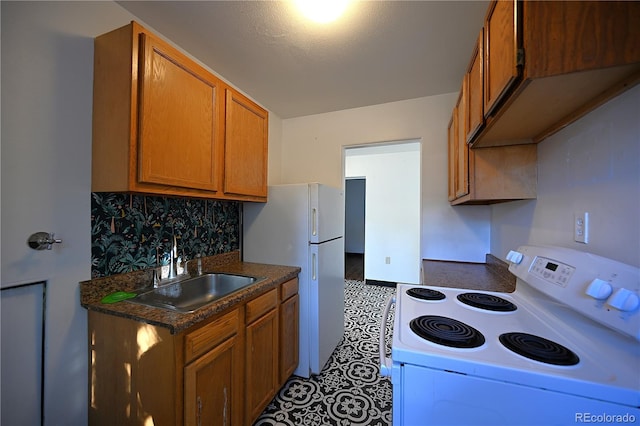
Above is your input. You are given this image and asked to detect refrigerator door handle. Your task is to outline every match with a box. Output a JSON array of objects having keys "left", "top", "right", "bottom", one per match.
[
  {"left": 312, "top": 208, "right": 317, "bottom": 236},
  {"left": 312, "top": 252, "right": 317, "bottom": 280}
]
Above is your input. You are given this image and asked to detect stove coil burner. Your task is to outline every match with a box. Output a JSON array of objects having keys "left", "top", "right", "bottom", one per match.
[
  {"left": 410, "top": 315, "right": 485, "bottom": 348},
  {"left": 499, "top": 332, "right": 579, "bottom": 366},
  {"left": 406, "top": 288, "right": 446, "bottom": 301},
  {"left": 457, "top": 292, "right": 517, "bottom": 312}
]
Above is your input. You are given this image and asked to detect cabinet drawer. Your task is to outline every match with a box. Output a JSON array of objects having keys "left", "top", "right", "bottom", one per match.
[
  {"left": 184, "top": 308, "right": 239, "bottom": 363},
  {"left": 281, "top": 278, "right": 298, "bottom": 301},
  {"left": 246, "top": 289, "right": 277, "bottom": 324}
]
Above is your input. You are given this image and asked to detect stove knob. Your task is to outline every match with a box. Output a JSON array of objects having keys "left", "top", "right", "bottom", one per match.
[
  {"left": 607, "top": 288, "right": 640, "bottom": 312},
  {"left": 585, "top": 278, "right": 613, "bottom": 300},
  {"left": 506, "top": 250, "right": 523, "bottom": 264}
]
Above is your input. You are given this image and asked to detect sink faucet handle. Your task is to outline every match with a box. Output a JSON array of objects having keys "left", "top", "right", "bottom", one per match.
[
  {"left": 196, "top": 253, "right": 203, "bottom": 275},
  {"left": 152, "top": 268, "right": 160, "bottom": 288},
  {"left": 177, "top": 254, "right": 188, "bottom": 276}
]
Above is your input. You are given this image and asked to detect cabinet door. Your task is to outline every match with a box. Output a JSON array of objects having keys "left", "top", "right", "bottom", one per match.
[
  {"left": 137, "top": 32, "right": 222, "bottom": 192},
  {"left": 245, "top": 308, "right": 278, "bottom": 424},
  {"left": 455, "top": 87, "right": 469, "bottom": 199},
  {"left": 447, "top": 111, "right": 457, "bottom": 202},
  {"left": 523, "top": 1, "right": 640, "bottom": 78},
  {"left": 279, "top": 293, "right": 299, "bottom": 386},
  {"left": 224, "top": 89, "right": 268, "bottom": 199},
  {"left": 184, "top": 335, "right": 241, "bottom": 426},
  {"left": 484, "top": 0, "right": 520, "bottom": 117},
  {"left": 466, "top": 29, "right": 484, "bottom": 143}
]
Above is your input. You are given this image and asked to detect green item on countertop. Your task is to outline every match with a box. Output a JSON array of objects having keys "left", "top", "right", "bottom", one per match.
[{"left": 101, "top": 291, "right": 137, "bottom": 304}]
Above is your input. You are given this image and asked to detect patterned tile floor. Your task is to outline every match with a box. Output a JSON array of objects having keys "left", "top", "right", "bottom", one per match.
[{"left": 254, "top": 280, "right": 396, "bottom": 426}]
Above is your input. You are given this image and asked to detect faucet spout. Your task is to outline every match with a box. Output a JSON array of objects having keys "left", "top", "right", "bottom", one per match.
[{"left": 168, "top": 235, "right": 177, "bottom": 279}]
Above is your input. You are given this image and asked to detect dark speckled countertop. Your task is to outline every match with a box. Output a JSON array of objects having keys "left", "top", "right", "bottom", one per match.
[
  {"left": 80, "top": 251, "right": 300, "bottom": 334},
  {"left": 423, "top": 254, "right": 516, "bottom": 293}
]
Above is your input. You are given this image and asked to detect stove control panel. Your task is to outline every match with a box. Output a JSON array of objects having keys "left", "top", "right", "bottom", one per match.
[
  {"left": 508, "top": 245, "right": 640, "bottom": 341},
  {"left": 529, "top": 257, "right": 575, "bottom": 287}
]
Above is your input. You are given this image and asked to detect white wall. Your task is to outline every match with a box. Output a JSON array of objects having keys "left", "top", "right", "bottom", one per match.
[
  {"left": 281, "top": 95, "right": 491, "bottom": 262},
  {"left": 0, "top": 2, "right": 282, "bottom": 424},
  {"left": 267, "top": 114, "right": 284, "bottom": 184},
  {"left": 345, "top": 142, "right": 422, "bottom": 283},
  {"left": 491, "top": 85, "right": 640, "bottom": 267},
  {"left": 1, "top": 2, "right": 134, "bottom": 424}
]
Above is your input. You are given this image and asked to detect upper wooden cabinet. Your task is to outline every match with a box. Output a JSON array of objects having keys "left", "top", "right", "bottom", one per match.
[
  {"left": 455, "top": 86, "right": 469, "bottom": 199},
  {"left": 460, "top": 145, "right": 537, "bottom": 205},
  {"left": 137, "top": 31, "right": 222, "bottom": 192},
  {"left": 465, "top": 29, "right": 484, "bottom": 143},
  {"left": 483, "top": 1, "right": 519, "bottom": 119},
  {"left": 448, "top": 87, "right": 471, "bottom": 202},
  {"left": 470, "top": 0, "right": 640, "bottom": 148},
  {"left": 92, "top": 21, "right": 268, "bottom": 201},
  {"left": 224, "top": 89, "right": 269, "bottom": 199},
  {"left": 447, "top": 113, "right": 457, "bottom": 202},
  {"left": 448, "top": 96, "right": 537, "bottom": 205}
]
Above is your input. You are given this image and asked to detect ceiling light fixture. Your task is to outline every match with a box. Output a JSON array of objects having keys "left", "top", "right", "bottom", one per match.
[{"left": 294, "top": 0, "right": 350, "bottom": 24}]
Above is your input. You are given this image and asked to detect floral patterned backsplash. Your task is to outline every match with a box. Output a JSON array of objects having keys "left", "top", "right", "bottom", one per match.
[{"left": 91, "top": 193, "right": 240, "bottom": 278}]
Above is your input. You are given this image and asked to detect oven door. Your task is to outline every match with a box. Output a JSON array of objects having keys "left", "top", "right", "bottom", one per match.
[{"left": 399, "top": 364, "right": 639, "bottom": 425}]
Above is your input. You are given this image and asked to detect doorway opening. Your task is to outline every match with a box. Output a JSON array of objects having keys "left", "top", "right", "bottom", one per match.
[
  {"left": 343, "top": 140, "right": 422, "bottom": 285},
  {"left": 345, "top": 178, "right": 365, "bottom": 281}
]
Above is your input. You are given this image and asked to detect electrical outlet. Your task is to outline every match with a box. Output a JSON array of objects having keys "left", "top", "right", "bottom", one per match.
[
  {"left": 574, "top": 212, "right": 589, "bottom": 244},
  {"left": 385, "top": 256, "right": 391, "bottom": 264}
]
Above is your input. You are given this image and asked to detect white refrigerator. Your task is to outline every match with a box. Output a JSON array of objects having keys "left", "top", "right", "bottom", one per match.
[{"left": 243, "top": 183, "right": 345, "bottom": 377}]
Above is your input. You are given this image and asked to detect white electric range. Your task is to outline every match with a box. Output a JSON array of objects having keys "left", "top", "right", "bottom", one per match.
[{"left": 380, "top": 245, "right": 640, "bottom": 425}]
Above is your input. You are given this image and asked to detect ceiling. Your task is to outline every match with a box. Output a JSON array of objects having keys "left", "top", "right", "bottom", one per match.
[{"left": 117, "top": 1, "right": 489, "bottom": 119}]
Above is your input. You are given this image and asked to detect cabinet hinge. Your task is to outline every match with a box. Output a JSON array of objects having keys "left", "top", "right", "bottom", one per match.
[{"left": 517, "top": 48, "right": 525, "bottom": 67}]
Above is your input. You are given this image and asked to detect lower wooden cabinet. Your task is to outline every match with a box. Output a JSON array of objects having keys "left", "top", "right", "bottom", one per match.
[
  {"left": 279, "top": 279, "right": 299, "bottom": 386},
  {"left": 246, "top": 310, "right": 278, "bottom": 423},
  {"left": 88, "top": 311, "right": 180, "bottom": 426},
  {"left": 245, "top": 289, "right": 279, "bottom": 424},
  {"left": 183, "top": 308, "right": 243, "bottom": 426},
  {"left": 184, "top": 335, "right": 242, "bottom": 426},
  {"left": 87, "top": 277, "right": 299, "bottom": 426}
]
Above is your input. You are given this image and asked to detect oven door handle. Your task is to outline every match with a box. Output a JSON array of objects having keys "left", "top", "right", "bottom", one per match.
[{"left": 379, "top": 294, "right": 395, "bottom": 377}]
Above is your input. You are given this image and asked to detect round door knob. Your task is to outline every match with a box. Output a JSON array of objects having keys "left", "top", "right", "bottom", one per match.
[
  {"left": 585, "top": 278, "right": 613, "bottom": 300},
  {"left": 27, "top": 232, "right": 62, "bottom": 250}
]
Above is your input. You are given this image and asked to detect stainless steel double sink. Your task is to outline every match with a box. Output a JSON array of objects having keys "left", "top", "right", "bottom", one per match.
[{"left": 128, "top": 273, "right": 266, "bottom": 313}]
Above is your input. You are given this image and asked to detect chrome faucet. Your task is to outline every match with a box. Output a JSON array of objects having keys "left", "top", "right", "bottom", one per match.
[
  {"left": 168, "top": 235, "right": 181, "bottom": 280},
  {"left": 152, "top": 236, "right": 188, "bottom": 288},
  {"left": 168, "top": 235, "right": 177, "bottom": 279}
]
